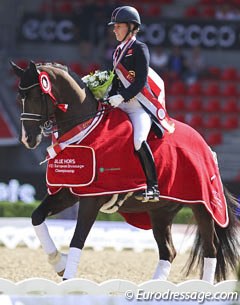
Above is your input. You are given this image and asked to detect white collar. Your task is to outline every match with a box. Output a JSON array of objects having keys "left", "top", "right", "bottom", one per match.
[{"left": 118, "top": 35, "right": 136, "bottom": 49}]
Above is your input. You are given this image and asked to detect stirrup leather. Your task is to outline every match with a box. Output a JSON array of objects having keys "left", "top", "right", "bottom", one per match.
[{"left": 135, "top": 186, "right": 160, "bottom": 202}]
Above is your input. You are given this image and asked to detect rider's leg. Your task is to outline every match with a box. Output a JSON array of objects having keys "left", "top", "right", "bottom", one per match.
[
  {"left": 134, "top": 141, "right": 160, "bottom": 202},
  {"left": 119, "top": 101, "right": 159, "bottom": 202}
]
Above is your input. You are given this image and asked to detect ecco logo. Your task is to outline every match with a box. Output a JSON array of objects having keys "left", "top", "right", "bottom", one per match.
[
  {"left": 21, "top": 18, "right": 74, "bottom": 42},
  {"left": 139, "top": 22, "right": 236, "bottom": 48}
]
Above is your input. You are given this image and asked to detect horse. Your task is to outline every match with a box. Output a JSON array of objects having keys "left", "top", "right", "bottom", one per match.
[{"left": 11, "top": 60, "right": 239, "bottom": 283}]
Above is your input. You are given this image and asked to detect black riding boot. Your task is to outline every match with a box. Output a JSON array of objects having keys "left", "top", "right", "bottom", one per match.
[{"left": 135, "top": 141, "right": 160, "bottom": 202}]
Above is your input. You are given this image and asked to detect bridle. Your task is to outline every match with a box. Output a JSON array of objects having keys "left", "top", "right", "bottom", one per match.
[
  {"left": 18, "top": 78, "right": 112, "bottom": 137},
  {"left": 19, "top": 82, "right": 56, "bottom": 136}
]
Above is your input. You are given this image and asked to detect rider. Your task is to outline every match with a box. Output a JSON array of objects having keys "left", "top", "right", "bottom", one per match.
[{"left": 107, "top": 6, "right": 174, "bottom": 203}]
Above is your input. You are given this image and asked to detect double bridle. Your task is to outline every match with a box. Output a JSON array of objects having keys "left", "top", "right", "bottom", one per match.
[
  {"left": 19, "top": 82, "right": 56, "bottom": 136},
  {"left": 19, "top": 81, "right": 111, "bottom": 137}
]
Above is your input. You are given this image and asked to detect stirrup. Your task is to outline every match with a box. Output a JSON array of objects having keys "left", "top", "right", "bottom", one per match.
[{"left": 135, "top": 186, "right": 160, "bottom": 203}]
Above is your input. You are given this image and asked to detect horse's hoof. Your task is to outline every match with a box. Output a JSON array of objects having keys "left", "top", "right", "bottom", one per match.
[{"left": 48, "top": 251, "right": 67, "bottom": 275}]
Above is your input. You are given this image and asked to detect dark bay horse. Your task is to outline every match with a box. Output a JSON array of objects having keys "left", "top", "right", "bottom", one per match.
[{"left": 11, "top": 61, "right": 239, "bottom": 283}]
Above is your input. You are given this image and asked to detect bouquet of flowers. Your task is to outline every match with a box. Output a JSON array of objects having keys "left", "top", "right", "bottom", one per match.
[{"left": 82, "top": 70, "right": 115, "bottom": 100}]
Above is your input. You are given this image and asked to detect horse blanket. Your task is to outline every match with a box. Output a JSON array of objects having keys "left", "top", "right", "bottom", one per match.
[{"left": 46, "top": 107, "right": 228, "bottom": 228}]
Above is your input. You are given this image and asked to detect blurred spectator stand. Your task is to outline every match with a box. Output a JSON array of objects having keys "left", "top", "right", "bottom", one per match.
[
  {"left": 185, "top": 47, "right": 206, "bottom": 84},
  {"left": 150, "top": 46, "right": 169, "bottom": 75},
  {"left": 167, "top": 46, "right": 188, "bottom": 82}
]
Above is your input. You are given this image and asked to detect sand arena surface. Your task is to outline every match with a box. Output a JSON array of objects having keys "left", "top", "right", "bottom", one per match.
[{"left": 0, "top": 247, "right": 236, "bottom": 284}]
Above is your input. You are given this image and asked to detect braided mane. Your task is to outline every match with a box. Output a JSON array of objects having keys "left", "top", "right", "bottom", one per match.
[{"left": 36, "top": 62, "right": 69, "bottom": 73}]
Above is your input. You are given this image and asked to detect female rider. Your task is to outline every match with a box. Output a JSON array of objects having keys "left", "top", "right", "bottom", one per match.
[{"left": 108, "top": 6, "right": 174, "bottom": 202}]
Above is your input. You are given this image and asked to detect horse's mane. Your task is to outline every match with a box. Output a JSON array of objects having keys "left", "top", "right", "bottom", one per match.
[
  {"left": 36, "top": 62, "right": 69, "bottom": 73},
  {"left": 36, "top": 61, "right": 87, "bottom": 91}
]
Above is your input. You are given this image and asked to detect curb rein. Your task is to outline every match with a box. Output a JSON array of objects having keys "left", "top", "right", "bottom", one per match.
[{"left": 18, "top": 82, "right": 112, "bottom": 137}]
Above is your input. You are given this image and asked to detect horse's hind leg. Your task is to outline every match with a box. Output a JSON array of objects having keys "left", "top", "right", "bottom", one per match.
[
  {"left": 149, "top": 205, "right": 181, "bottom": 280},
  {"left": 32, "top": 188, "right": 78, "bottom": 275},
  {"left": 190, "top": 205, "right": 217, "bottom": 283}
]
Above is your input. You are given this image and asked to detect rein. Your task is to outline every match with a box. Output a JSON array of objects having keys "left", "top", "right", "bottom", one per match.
[{"left": 19, "top": 81, "right": 112, "bottom": 136}]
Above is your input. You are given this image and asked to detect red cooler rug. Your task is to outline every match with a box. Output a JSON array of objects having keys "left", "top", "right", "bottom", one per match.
[{"left": 46, "top": 107, "right": 228, "bottom": 228}]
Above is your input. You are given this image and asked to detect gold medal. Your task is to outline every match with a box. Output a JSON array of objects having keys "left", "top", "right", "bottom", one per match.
[{"left": 127, "top": 70, "right": 135, "bottom": 82}]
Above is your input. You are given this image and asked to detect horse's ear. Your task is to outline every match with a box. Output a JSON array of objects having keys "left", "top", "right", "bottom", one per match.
[
  {"left": 29, "top": 60, "right": 38, "bottom": 75},
  {"left": 10, "top": 61, "right": 24, "bottom": 78}
]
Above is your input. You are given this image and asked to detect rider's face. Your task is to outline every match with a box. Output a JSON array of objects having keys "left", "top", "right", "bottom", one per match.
[{"left": 113, "top": 23, "right": 129, "bottom": 41}]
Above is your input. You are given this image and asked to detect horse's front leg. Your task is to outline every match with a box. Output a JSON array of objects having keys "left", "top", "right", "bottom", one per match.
[
  {"left": 63, "top": 196, "right": 102, "bottom": 280},
  {"left": 32, "top": 188, "right": 78, "bottom": 275}
]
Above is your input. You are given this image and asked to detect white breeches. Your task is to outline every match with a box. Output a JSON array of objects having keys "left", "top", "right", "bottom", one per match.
[{"left": 118, "top": 98, "right": 152, "bottom": 151}]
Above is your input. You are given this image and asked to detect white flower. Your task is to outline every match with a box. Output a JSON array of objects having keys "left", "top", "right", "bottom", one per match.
[
  {"left": 81, "top": 70, "right": 115, "bottom": 99},
  {"left": 81, "top": 75, "right": 89, "bottom": 83},
  {"left": 92, "top": 81, "right": 99, "bottom": 87},
  {"left": 89, "top": 75, "right": 96, "bottom": 83},
  {"left": 98, "top": 73, "right": 106, "bottom": 81},
  {"left": 82, "top": 70, "right": 113, "bottom": 89}
]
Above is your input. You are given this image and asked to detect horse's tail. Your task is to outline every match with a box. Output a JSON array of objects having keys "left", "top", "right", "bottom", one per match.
[{"left": 185, "top": 186, "right": 240, "bottom": 281}]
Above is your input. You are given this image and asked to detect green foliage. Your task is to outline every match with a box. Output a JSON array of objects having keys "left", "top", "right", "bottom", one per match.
[
  {"left": 97, "top": 212, "right": 125, "bottom": 222},
  {"left": 0, "top": 201, "right": 39, "bottom": 217},
  {"left": 237, "top": 263, "right": 240, "bottom": 281},
  {"left": 173, "top": 207, "right": 193, "bottom": 224},
  {"left": 97, "top": 208, "right": 193, "bottom": 224},
  {"left": 0, "top": 201, "right": 193, "bottom": 224}
]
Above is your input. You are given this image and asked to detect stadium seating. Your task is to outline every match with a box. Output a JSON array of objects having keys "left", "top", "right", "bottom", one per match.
[
  {"left": 215, "top": 0, "right": 225, "bottom": 4},
  {"left": 185, "top": 114, "right": 203, "bottom": 129},
  {"left": 222, "top": 115, "right": 239, "bottom": 130},
  {"left": 203, "top": 98, "right": 221, "bottom": 113},
  {"left": 205, "top": 131, "right": 222, "bottom": 146},
  {"left": 184, "top": 6, "right": 199, "bottom": 18},
  {"left": 202, "top": 6, "right": 216, "bottom": 18},
  {"left": 173, "top": 113, "right": 186, "bottom": 124},
  {"left": 199, "top": 0, "right": 212, "bottom": 4},
  {"left": 58, "top": 1, "right": 73, "bottom": 14},
  {"left": 222, "top": 83, "right": 238, "bottom": 97},
  {"left": 167, "top": 66, "right": 240, "bottom": 147},
  {"left": 186, "top": 82, "right": 202, "bottom": 96},
  {"left": 186, "top": 97, "right": 202, "bottom": 112},
  {"left": 207, "top": 66, "right": 221, "bottom": 78},
  {"left": 203, "top": 114, "right": 221, "bottom": 129},
  {"left": 0, "top": 110, "right": 17, "bottom": 145},
  {"left": 168, "top": 97, "right": 185, "bottom": 112},
  {"left": 220, "top": 67, "right": 238, "bottom": 81},
  {"left": 221, "top": 98, "right": 239, "bottom": 113},
  {"left": 69, "top": 62, "right": 84, "bottom": 75},
  {"left": 203, "top": 82, "right": 220, "bottom": 97},
  {"left": 14, "top": 59, "right": 28, "bottom": 69},
  {"left": 168, "top": 81, "right": 186, "bottom": 95},
  {"left": 147, "top": 4, "right": 161, "bottom": 17}
]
